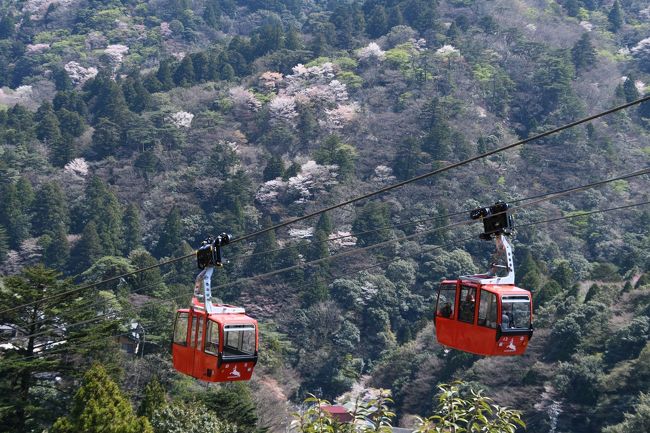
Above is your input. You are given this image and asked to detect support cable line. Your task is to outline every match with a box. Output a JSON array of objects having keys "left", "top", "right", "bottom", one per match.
[
  {"left": 12, "top": 198, "right": 650, "bottom": 364},
  {"left": 2, "top": 165, "right": 648, "bottom": 318}
]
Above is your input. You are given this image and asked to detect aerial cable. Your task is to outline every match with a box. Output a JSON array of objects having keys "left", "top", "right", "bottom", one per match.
[
  {"left": 2, "top": 97, "right": 647, "bottom": 316},
  {"left": 228, "top": 96, "right": 650, "bottom": 245},
  {"left": 14, "top": 199, "right": 650, "bottom": 364},
  {"left": 2, "top": 166, "right": 648, "bottom": 317}
]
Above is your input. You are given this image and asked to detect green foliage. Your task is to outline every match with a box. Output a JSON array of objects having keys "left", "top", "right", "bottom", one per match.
[
  {"left": 138, "top": 378, "right": 167, "bottom": 419},
  {"left": 123, "top": 203, "right": 142, "bottom": 254},
  {"left": 572, "top": 33, "right": 597, "bottom": 74},
  {"left": 608, "top": 0, "right": 623, "bottom": 32},
  {"left": 314, "top": 135, "right": 357, "bottom": 180},
  {"left": 0, "top": 181, "right": 31, "bottom": 248},
  {"left": 198, "top": 383, "right": 259, "bottom": 433},
  {"left": 352, "top": 202, "right": 391, "bottom": 247},
  {"left": 32, "top": 181, "right": 70, "bottom": 236},
  {"left": 602, "top": 392, "right": 650, "bottom": 433},
  {"left": 414, "top": 382, "right": 525, "bottom": 433},
  {"left": 155, "top": 207, "right": 183, "bottom": 258},
  {"left": 555, "top": 354, "right": 603, "bottom": 404},
  {"left": 51, "top": 363, "right": 153, "bottom": 433},
  {"left": 604, "top": 316, "right": 650, "bottom": 365},
  {"left": 151, "top": 400, "right": 236, "bottom": 433}
]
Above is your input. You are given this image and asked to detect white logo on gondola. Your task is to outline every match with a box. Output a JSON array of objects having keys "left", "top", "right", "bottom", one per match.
[
  {"left": 229, "top": 366, "right": 241, "bottom": 378},
  {"left": 505, "top": 338, "right": 517, "bottom": 352}
]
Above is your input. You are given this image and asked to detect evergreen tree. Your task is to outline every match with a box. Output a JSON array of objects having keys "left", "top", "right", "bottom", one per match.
[
  {"left": 0, "top": 225, "right": 8, "bottom": 263},
  {"left": 285, "top": 26, "right": 302, "bottom": 50},
  {"left": 367, "top": 5, "right": 389, "bottom": 38},
  {"left": 123, "top": 203, "right": 142, "bottom": 254},
  {"left": 262, "top": 155, "right": 285, "bottom": 181},
  {"left": 249, "top": 215, "right": 278, "bottom": 274},
  {"left": 316, "top": 213, "right": 333, "bottom": 236},
  {"left": 156, "top": 60, "right": 175, "bottom": 90},
  {"left": 32, "top": 181, "right": 70, "bottom": 236},
  {"left": 82, "top": 177, "right": 124, "bottom": 255},
  {"left": 393, "top": 137, "right": 422, "bottom": 180},
  {"left": 608, "top": 0, "right": 623, "bottom": 32},
  {"left": 57, "top": 108, "right": 86, "bottom": 137},
  {"left": 70, "top": 221, "right": 102, "bottom": 273},
  {"left": 155, "top": 207, "right": 183, "bottom": 258},
  {"left": 191, "top": 52, "right": 210, "bottom": 82},
  {"left": 122, "top": 76, "right": 151, "bottom": 113},
  {"left": 639, "top": 94, "right": 650, "bottom": 119},
  {"left": 571, "top": 33, "right": 597, "bottom": 74},
  {"left": 138, "top": 377, "right": 167, "bottom": 419},
  {"left": 623, "top": 76, "right": 640, "bottom": 103},
  {"left": 0, "top": 182, "right": 30, "bottom": 249},
  {"left": 51, "top": 65, "right": 72, "bottom": 91},
  {"left": 51, "top": 363, "right": 153, "bottom": 433},
  {"left": 36, "top": 102, "right": 62, "bottom": 144},
  {"left": 0, "top": 266, "right": 78, "bottom": 432},
  {"left": 129, "top": 249, "right": 164, "bottom": 295},
  {"left": 93, "top": 79, "right": 131, "bottom": 126},
  {"left": 16, "top": 177, "right": 35, "bottom": 216},
  {"left": 42, "top": 224, "right": 70, "bottom": 271},
  {"left": 174, "top": 55, "right": 195, "bottom": 87},
  {"left": 352, "top": 202, "right": 391, "bottom": 246},
  {"left": 203, "top": 1, "right": 221, "bottom": 28},
  {"left": 0, "top": 13, "right": 15, "bottom": 39},
  {"left": 91, "top": 118, "right": 122, "bottom": 159},
  {"left": 314, "top": 135, "right": 356, "bottom": 180},
  {"left": 50, "top": 135, "right": 75, "bottom": 167}
]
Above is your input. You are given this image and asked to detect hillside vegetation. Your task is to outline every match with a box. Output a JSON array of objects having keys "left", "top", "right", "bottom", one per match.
[{"left": 0, "top": 0, "right": 649, "bottom": 432}]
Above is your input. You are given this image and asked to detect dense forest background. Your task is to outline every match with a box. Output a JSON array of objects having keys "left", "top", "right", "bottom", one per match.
[{"left": 0, "top": 0, "right": 649, "bottom": 432}]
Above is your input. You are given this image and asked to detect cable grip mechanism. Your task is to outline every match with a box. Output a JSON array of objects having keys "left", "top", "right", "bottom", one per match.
[{"left": 197, "top": 233, "right": 231, "bottom": 269}]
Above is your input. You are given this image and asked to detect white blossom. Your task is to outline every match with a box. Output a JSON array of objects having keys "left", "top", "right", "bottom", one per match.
[
  {"left": 579, "top": 21, "right": 593, "bottom": 31},
  {"left": 329, "top": 231, "right": 357, "bottom": 248},
  {"left": 168, "top": 111, "right": 194, "bottom": 128},
  {"left": 322, "top": 103, "right": 358, "bottom": 131},
  {"left": 288, "top": 227, "right": 315, "bottom": 239},
  {"left": 269, "top": 95, "right": 298, "bottom": 125},
  {"left": 260, "top": 71, "right": 284, "bottom": 90},
  {"left": 26, "top": 43, "right": 50, "bottom": 54},
  {"left": 104, "top": 44, "right": 129, "bottom": 65},
  {"left": 255, "top": 179, "right": 285, "bottom": 205},
  {"left": 64, "top": 158, "right": 89, "bottom": 176},
  {"left": 370, "top": 165, "right": 396, "bottom": 184},
  {"left": 160, "top": 22, "right": 173, "bottom": 37},
  {"left": 64, "top": 61, "right": 98, "bottom": 85},
  {"left": 229, "top": 86, "right": 262, "bottom": 112},
  {"left": 357, "top": 42, "right": 385, "bottom": 61},
  {"left": 525, "top": 23, "right": 537, "bottom": 32},
  {"left": 435, "top": 44, "right": 461, "bottom": 58},
  {"left": 287, "top": 161, "right": 339, "bottom": 204}
]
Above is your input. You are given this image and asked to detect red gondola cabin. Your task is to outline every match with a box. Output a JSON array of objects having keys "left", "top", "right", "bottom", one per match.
[
  {"left": 433, "top": 202, "right": 533, "bottom": 356},
  {"left": 172, "top": 304, "right": 258, "bottom": 382},
  {"left": 172, "top": 234, "right": 259, "bottom": 382}
]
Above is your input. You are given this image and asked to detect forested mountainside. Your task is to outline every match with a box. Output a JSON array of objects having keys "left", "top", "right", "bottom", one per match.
[{"left": 0, "top": 0, "right": 649, "bottom": 432}]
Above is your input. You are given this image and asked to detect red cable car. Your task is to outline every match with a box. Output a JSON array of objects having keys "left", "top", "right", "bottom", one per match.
[
  {"left": 434, "top": 202, "right": 533, "bottom": 356},
  {"left": 172, "top": 234, "right": 259, "bottom": 382}
]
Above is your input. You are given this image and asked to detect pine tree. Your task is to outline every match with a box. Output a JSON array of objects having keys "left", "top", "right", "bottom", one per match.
[
  {"left": 83, "top": 176, "right": 124, "bottom": 255},
  {"left": 123, "top": 203, "right": 142, "bottom": 254},
  {"left": 623, "top": 76, "right": 640, "bottom": 103},
  {"left": 639, "top": 94, "right": 650, "bottom": 119},
  {"left": 138, "top": 377, "right": 167, "bottom": 419},
  {"left": 263, "top": 155, "right": 285, "bottom": 181},
  {"left": 0, "top": 225, "right": 8, "bottom": 263},
  {"left": 92, "top": 118, "right": 122, "bottom": 159},
  {"left": 608, "top": 0, "right": 623, "bottom": 32},
  {"left": 36, "top": 102, "right": 62, "bottom": 144},
  {"left": 129, "top": 249, "right": 164, "bottom": 295},
  {"left": 57, "top": 108, "right": 86, "bottom": 137},
  {"left": 50, "top": 134, "right": 75, "bottom": 167},
  {"left": 0, "top": 13, "right": 15, "bottom": 39},
  {"left": 316, "top": 213, "right": 333, "bottom": 236},
  {"left": 393, "top": 137, "right": 422, "bottom": 180},
  {"left": 70, "top": 221, "right": 102, "bottom": 273},
  {"left": 94, "top": 80, "right": 131, "bottom": 126},
  {"left": 0, "top": 266, "right": 78, "bottom": 432},
  {"left": 367, "top": 6, "right": 389, "bottom": 38},
  {"left": 42, "top": 224, "right": 70, "bottom": 271},
  {"left": 156, "top": 60, "right": 175, "bottom": 90},
  {"left": 0, "top": 182, "right": 30, "bottom": 249},
  {"left": 51, "top": 363, "right": 153, "bottom": 433},
  {"left": 32, "top": 181, "right": 70, "bottom": 236},
  {"left": 285, "top": 26, "right": 302, "bottom": 50},
  {"left": 249, "top": 216, "right": 278, "bottom": 274},
  {"left": 16, "top": 177, "right": 34, "bottom": 215},
  {"left": 352, "top": 202, "right": 391, "bottom": 246},
  {"left": 52, "top": 65, "right": 72, "bottom": 91},
  {"left": 203, "top": 1, "right": 221, "bottom": 28},
  {"left": 174, "top": 56, "right": 195, "bottom": 87},
  {"left": 155, "top": 207, "right": 183, "bottom": 258},
  {"left": 571, "top": 33, "right": 597, "bottom": 74}
]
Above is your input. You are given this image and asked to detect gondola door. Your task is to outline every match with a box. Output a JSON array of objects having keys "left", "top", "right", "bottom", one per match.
[
  {"left": 191, "top": 313, "right": 205, "bottom": 378},
  {"left": 434, "top": 281, "right": 458, "bottom": 347}
]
